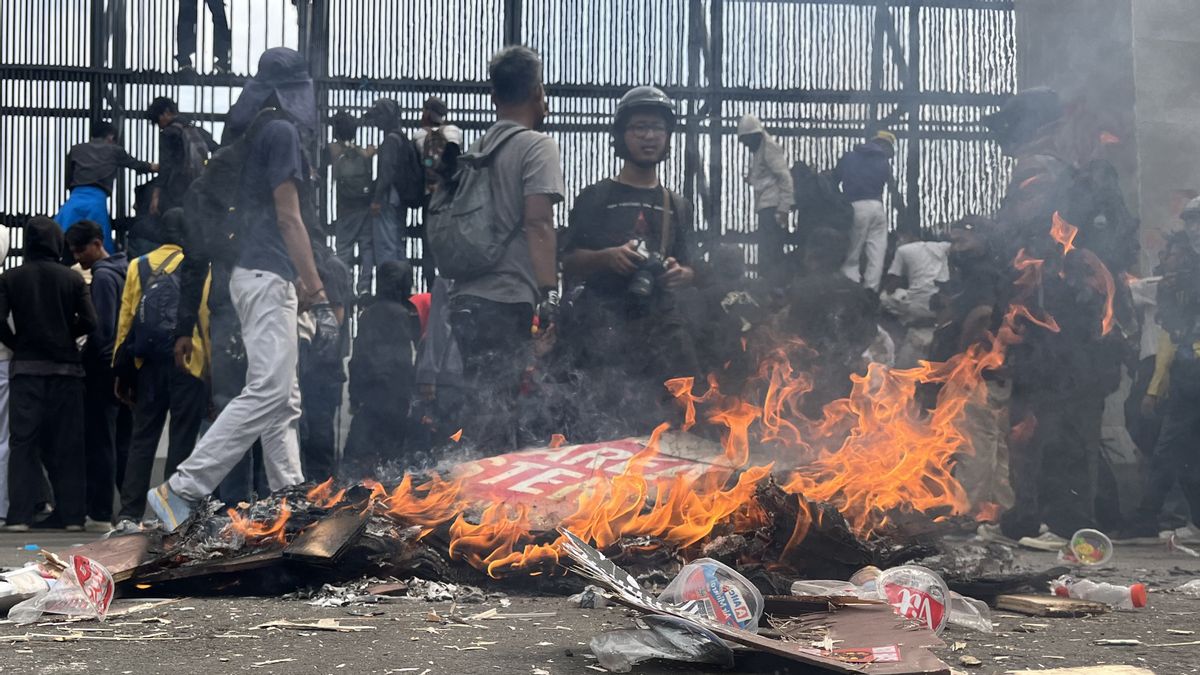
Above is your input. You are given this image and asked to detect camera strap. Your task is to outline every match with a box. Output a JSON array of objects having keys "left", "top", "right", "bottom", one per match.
[{"left": 659, "top": 185, "right": 672, "bottom": 256}]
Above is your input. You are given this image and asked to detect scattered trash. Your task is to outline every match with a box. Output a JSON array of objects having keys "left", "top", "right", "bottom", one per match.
[
  {"left": 567, "top": 585, "right": 609, "bottom": 609},
  {"left": 789, "top": 579, "right": 862, "bottom": 597},
  {"left": 947, "top": 591, "right": 992, "bottom": 633},
  {"left": 251, "top": 658, "right": 297, "bottom": 668},
  {"left": 21, "top": 544, "right": 40, "bottom": 552},
  {"left": 876, "top": 564, "right": 950, "bottom": 633},
  {"left": 959, "top": 654, "right": 982, "bottom": 667},
  {"left": 589, "top": 614, "right": 735, "bottom": 673},
  {"left": 1051, "top": 576, "right": 1147, "bottom": 610},
  {"left": 253, "top": 618, "right": 376, "bottom": 632},
  {"left": 995, "top": 593, "right": 1110, "bottom": 617},
  {"left": 1057, "top": 529, "right": 1113, "bottom": 566},
  {"left": 1175, "top": 580, "right": 1200, "bottom": 597},
  {"left": 1169, "top": 535, "right": 1200, "bottom": 558},
  {"left": 8, "top": 555, "right": 114, "bottom": 624},
  {"left": 658, "top": 558, "right": 763, "bottom": 632},
  {"left": 1166, "top": 629, "right": 1195, "bottom": 635},
  {"left": 0, "top": 565, "right": 51, "bottom": 613},
  {"left": 1094, "top": 638, "right": 1142, "bottom": 646}
]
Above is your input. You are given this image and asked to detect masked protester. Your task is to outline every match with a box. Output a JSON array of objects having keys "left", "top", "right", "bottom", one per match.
[
  {"left": 736, "top": 114, "right": 794, "bottom": 286},
  {"left": 560, "top": 86, "right": 699, "bottom": 441},
  {"left": 835, "top": 130, "right": 903, "bottom": 291},
  {"left": 148, "top": 48, "right": 336, "bottom": 530},
  {"left": 361, "top": 98, "right": 423, "bottom": 297}
]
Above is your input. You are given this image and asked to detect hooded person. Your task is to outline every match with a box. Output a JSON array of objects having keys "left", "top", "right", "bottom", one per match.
[
  {"left": 835, "top": 130, "right": 901, "bottom": 291},
  {"left": 737, "top": 114, "right": 794, "bottom": 285},
  {"left": 65, "top": 220, "right": 130, "bottom": 531},
  {"left": 147, "top": 48, "right": 339, "bottom": 529},
  {"left": 358, "top": 98, "right": 422, "bottom": 296},
  {"left": 0, "top": 217, "right": 98, "bottom": 531},
  {"left": 344, "top": 260, "right": 420, "bottom": 475}
]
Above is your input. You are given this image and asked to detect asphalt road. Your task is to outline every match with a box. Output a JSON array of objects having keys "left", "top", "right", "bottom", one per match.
[{"left": 1, "top": 531, "right": 1198, "bottom": 675}]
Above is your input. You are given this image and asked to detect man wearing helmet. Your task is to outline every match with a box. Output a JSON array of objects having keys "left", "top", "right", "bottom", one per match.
[{"left": 561, "top": 85, "right": 699, "bottom": 441}]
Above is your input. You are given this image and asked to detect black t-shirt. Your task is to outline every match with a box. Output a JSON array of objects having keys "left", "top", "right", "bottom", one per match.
[
  {"left": 238, "top": 119, "right": 307, "bottom": 281},
  {"left": 563, "top": 178, "right": 693, "bottom": 297}
]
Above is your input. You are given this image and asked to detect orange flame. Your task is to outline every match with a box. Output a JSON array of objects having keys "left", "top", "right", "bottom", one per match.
[
  {"left": 1099, "top": 131, "right": 1120, "bottom": 145},
  {"left": 225, "top": 499, "right": 291, "bottom": 546},
  {"left": 450, "top": 429, "right": 463, "bottom": 442},
  {"left": 305, "top": 478, "right": 346, "bottom": 509},
  {"left": 1050, "top": 211, "right": 1078, "bottom": 256},
  {"left": 549, "top": 434, "right": 566, "bottom": 448}
]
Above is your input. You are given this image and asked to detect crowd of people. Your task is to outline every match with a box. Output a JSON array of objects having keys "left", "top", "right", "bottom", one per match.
[{"left": 0, "top": 46, "right": 1195, "bottom": 549}]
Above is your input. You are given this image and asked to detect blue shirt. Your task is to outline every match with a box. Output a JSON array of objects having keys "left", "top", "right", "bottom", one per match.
[{"left": 238, "top": 118, "right": 306, "bottom": 281}]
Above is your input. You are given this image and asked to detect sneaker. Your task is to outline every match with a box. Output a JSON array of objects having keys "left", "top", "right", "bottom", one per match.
[
  {"left": 146, "top": 483, "right": 193, "bottom": 531},
  {"left": 975, "top": 523, "right": 1018, "bottom": 545},
  {"left": 1018, "top": 531, "right": 1068, "bottom": 551},
  {"left": 64, "top": 524, "right": 85, "bottom": 533},
  {"left": 84, "top": 517, "right": 112, "bottom": 533},
  {"left": 105, "top": 519, "right": 141, "bottom": 539},
  {"left": 1, "top": 523, "right": 30, "bottom": 532},
  {"left": 1175, "top": 524, "right": 1200, "bottom": 543}
]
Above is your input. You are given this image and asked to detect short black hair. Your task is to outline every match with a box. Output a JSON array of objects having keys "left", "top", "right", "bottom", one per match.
[
  {"left": 488, "top": 46, "right": 543, "bottom": 106},
  {"left": 64, "top": 220, "right": 104, "bottom": 249},
  {"left": 147, "top": 96, "right": 178, "bottom": 123},
  {"left": 90, "top": 120, "right": 116, "bottom": 139},
  {"left": 331, "top": 112, "right": 358, "bottom": 142},
  {"left": 159, "top": 207, "right": 186, "bottom": 246}
]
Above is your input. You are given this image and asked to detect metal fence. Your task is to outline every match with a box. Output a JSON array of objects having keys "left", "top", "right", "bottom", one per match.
[{"left": 0, "top": 0, "right": 1016, "bottom": 281}]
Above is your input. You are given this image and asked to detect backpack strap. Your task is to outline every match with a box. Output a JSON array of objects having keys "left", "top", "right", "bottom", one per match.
[
  {"left": 151, "top": 250, "right": 183, "bottom": 278},
  {"left": 658, "top": 186, "right": 673, "bottom": 256}
]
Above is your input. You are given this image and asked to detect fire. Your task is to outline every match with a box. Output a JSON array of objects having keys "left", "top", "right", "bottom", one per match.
[
  {"left": 381, "top": 473, "right": 464, "bottom": 534},
  {"left": 225, "top": 499, "right": 291, "bottom": 546},
  {"left": 1050, "top": 211, "right": 1078, "bottom": 256},
  {"left": 1099, "top": 131, "right": 1121, "bottom": 145},
  {"left": 450, "top": 429, "right": 463, "bottom": 442},
  {"left": 306, "top": 477, "right": 346, "bottom": 509}
]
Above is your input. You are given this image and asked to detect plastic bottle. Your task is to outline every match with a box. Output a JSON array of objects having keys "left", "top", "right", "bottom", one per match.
[
  {"left": 789, "top": 580, "right": 863, "bottom": 597},
  {"left": 946, "top": 591, "right": 993, "bottom": 633},
  {"left": 1050, "top": 576, "right": 1147, "bottom": 610}
]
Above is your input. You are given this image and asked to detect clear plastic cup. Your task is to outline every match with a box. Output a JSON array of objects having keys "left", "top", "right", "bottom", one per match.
[
  {"left": 1060, "top": 528, "right": 1113, "bottom": 566},
  {"left": 875, "top": 564, "right": 950, "bottom": 633}
]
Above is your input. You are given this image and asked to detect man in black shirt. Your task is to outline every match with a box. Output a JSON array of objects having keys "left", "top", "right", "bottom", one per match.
[
  {"left": 561, "top": 86, "right": 699, "bottom": 440},
  {"left": 55, "top": 121, "right": 157, "bottom": 252},
  {"left": 361, "top": 98, "right": 421, "bottom": 296}
]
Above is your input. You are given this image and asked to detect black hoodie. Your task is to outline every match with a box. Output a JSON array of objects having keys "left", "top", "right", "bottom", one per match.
[
  {"left": 0, "top": 217, "right": 97, "bottom": 375},
  {"left": 86, "top": 252, "right": 128, "bottom": 365}
]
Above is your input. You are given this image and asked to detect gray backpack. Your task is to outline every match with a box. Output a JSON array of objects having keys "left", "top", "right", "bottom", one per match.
[{"left": 427, "top": 126, "right": 527, "bottom": 280}]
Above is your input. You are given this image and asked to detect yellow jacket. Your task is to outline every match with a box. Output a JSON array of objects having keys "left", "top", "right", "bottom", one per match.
[
  {"left": 113, "top": 244, "right": 211, "bottom": 380},
  {"left": 1148, "top": 330, "right": 1200, "bottom": 399}
]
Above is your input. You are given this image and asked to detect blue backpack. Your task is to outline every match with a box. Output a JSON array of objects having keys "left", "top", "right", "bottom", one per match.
[{"left": 131, "top": 250, "right": 183, "bottom": 359}]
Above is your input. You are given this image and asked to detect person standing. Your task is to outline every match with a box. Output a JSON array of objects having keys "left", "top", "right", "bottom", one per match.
[
  {"left": 440, "top": 45, "right": 564, "bottom": 454},
  {"left": 326, "top": 112, "right": 376, "bottom": 293},
  {"left": 836, "top": 130, "right": 901, "bottom": 291},
  {"left": 176, "top": 0, "right": 231, "bottom": 73},
  {"left": 0, "top": 217, "right": 97, "bottom": 532},
  {"left": 64, "top": 221, "right": 128, "bottom": 531},
  {"left": 148, "top": 48, "right": 338, "bottom": 530},
  {"left": 736, "top": 114, "right": 794, "bottom": 286},
  {"left": 561, "top": 86, "right": 699, "bottom": 440},
  {"left": 111, "top": 209, "right": 208, "bottom": 529},
  {"left": 56, "top": 121, "right": 157, "bottom": 252},
  {"left": 298, "top": 246, "right": 352, "bottom": 481},
  {"left": 361, "top": 98, "right": 423, "bottom": 296}
]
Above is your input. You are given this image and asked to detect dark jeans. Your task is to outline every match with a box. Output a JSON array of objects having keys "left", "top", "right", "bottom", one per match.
[
  {"left": 1134, "top": 393, "right": 1200, "bottom": 529},
  {"left": 84, "top": 360, "right": 119, "bottom": 522},
  {"left": 119, "top": 360, "right": 208, "bottom": 521},
  {"left": 1002, "top": 394, "right": 1104, "bottom": 538},
  {"left": 177, "top": 0, "right": 231, "bottom": 63},
  {"left": 757, "top": 207, "right": 788, "bottom": 286},
  {"left": 299, "top": 346, "right": 343, "bottom": 482},
  {"left": 448, "top": 296, "right": 532, "bottom": 455},
  {"left": 7, "top": 374, "right": 85, "bottom": 526}
]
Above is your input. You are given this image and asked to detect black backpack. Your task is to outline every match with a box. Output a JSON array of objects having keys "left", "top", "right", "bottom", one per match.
[
  {"left": 386, "top": 131, "right": 427, "bottom": 210},
  {"left": 131, "top": 250, "right": 183, "bottom": 359},
  {"left": 179, "top": 123, "right": 214, "bottom": 184},
  {"left": 791, "top": 160, "right": 854, "bottom": 232},
  {"left": 332, "top": 142, "right": 374, "bottom": 202}
]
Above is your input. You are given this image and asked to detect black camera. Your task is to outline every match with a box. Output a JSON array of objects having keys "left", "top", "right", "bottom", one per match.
[{"left": 628, "top": 239, "right": 667, "bottom": 298}]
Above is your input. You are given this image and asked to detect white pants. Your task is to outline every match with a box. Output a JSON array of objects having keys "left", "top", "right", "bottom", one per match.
[
  {"left": 841, "top": 199, "right": 888, "bottom": 290},
  {"left": 169, "top": 267, "right": 303, "bottom": 501},
  {"left": 0, "top": 360, "right": 9, "bottom": 520}
]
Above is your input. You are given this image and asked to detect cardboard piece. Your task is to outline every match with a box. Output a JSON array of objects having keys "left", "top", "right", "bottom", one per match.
[
  {"left": 282, "top": 509, "right": 368, "bottom": 565},
  {"left": 995, "top": 594, "right": 1109, "bottom": 617}
]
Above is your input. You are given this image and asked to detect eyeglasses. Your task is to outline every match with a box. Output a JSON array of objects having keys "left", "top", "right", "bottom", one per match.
[{"left": 626, "top": 123, "right": 668, "bottom": 138}]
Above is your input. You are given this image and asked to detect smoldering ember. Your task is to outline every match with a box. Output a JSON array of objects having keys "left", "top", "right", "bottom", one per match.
[{"left": 4, "top": 1, "right": 1200, "bottom": 674}]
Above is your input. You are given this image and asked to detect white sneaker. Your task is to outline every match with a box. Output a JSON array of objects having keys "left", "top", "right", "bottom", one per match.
[
  {"left": 1018, "top": 531, "right": 1068, "bottom": 551},
  {"left": 1175, "top": 524, "right": 1200, "bottom": 543},
  {"left": 84, "top": 517, "right": 112, "bottom": 533}
]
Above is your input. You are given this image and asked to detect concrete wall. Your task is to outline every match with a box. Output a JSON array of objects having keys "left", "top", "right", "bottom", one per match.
[{"left": 1015, "top": 0, "right": 1200, "bottom": 271}]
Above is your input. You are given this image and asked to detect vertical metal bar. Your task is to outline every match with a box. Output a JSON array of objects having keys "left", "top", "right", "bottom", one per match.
[
  {"left": 708, "top": 0, "right": 723, "bottom": 240},
  {"left": 504, "top": 0, "right": 522, "bottom": 45},
  {"left": 684, "top": 0, "right": 702, "bottom": 217},
  {"left": 904, "top": 3, "right": 921, "bottom": 236},
  {"left": 868, "top": 1, "right": 885, "bottom": 125}
]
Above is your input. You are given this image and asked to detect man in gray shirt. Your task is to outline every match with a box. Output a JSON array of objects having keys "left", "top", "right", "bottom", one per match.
[{"left": 449, "top": 45, "right": 564, "bottom": 454}]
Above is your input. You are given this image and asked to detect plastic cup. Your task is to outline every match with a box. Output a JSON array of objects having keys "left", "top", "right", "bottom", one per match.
[
  {"left": 875, "top": 564, "right": 950, "bottom": 633},
  {"left": 1064, "top": 528, "right": 1113, "bottom": 566}
]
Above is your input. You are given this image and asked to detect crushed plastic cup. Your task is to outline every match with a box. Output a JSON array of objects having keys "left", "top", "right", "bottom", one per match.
[
  {"left": 659, "top": 558, "right": 764, "bottom": 632},
  {"left": 789, "top": 580, "right": 862, "bottom": 597},
  {"left": 1058, "top": 528, "right": 1113, "bottom": 566},
  {"left": 589, "top": 614, "right": 735, "bottom": 673},
  {"left": 947, "top": 591, "right": 992, "bottom": 633},
  {"left": 1173, "top": 579, "right": 1200, "bottom": 596},
  {"left": 849, "top": 565, "right": 882, "bottom": 594},
  {"left": 0, "top": 565, "right": 51, "bottom": 614},
  {"left": 7, "top": 555, "right": 114, "bottom": 624},
  {"left": 875, "top": 564, "right": 950, "bottom": 633}
]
